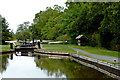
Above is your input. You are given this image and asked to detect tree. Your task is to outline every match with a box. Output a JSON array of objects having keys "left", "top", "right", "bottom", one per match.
[
  {"left": 0, "top": 15, "right": 13, "bottom": 44},
  {"left": 16, "top": 21, "right": 31, "bottom": 40},
  {"left": 30, "top": 5, "right": 65, "bottom": 40},
  {"left": 28, "top": 2, "right": 120, "bottom": 51},
  {"left": 98, "top": 2, "right": 120, "bottom": 50}
]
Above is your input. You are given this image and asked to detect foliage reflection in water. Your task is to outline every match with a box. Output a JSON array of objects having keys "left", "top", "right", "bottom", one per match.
[{"left": 0, "top": 53, "right": 114, "bottom": 79}]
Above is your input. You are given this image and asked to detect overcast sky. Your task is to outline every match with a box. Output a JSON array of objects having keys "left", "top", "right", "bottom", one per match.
[{"left": 0, "top": 0, "right": 67, "bottom": 33}]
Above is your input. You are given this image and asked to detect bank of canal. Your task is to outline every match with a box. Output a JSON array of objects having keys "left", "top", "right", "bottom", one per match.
[{"left": 0, "top": 53, "right": 115, "bottom": 79}]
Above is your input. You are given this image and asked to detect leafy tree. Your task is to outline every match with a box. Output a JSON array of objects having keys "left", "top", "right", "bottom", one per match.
[
  {"left": 30, "top": 5, "right": 64, "bottom": 40},
  {"left": 28, "top": 2, "right": 120, "bottom": 51},
  {"left": 64, "top": 2, "right": 120, "bottom": 50},
  {"left": 16, "top": 21, "right": 31, "bottom": 40},
  {"left": 0, "top": 15, "right": 13, "bottom": 44},
  {"left": 98, "top": 2, "right": 120, "bottom": 50}
]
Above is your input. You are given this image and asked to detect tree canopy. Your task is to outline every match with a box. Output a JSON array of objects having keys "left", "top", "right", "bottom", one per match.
[
  {"left": 16, "top": 21, "right": 31, "bottom": 40},
  {"left": 15, "top": 2, "right": 120, "bottom": 51},
  {"left": 0, "top": 15, "right": 14, "bottom": 44}
]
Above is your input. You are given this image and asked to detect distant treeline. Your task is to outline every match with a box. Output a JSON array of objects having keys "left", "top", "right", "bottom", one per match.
[{"left": 15, "top": 2, "right": 120, "bottom": 51}]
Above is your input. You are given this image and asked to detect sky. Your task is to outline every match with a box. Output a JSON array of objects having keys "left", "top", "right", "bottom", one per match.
[{"left": 0, "top": 0, "right": 67, "bottom": 33}]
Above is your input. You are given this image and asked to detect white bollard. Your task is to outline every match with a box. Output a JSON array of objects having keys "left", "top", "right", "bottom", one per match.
[{"left": 113, "top": 59, "right": 117, "bottom": 63}]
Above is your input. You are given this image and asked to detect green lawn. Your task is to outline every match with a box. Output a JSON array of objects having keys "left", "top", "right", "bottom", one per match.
[
  {"left": 71, "top": 45, "right": 119, "bottom": 58},
  {"left": 42, "top": 44, "right": 71, "bottom": 47},
  {"left": 43, "top": 47, "right": 76, "bottom": 53},
  {"left": 0, "top": 42, "right": 23, "bottom": 52},
  {"left": 15, "top": 42, "right": 22, "bottom": 45},
  {"left": 42, "top": 44, "right": 119, "bottom": 58},
  {"left": 42, "top": 44, "right": 76, "bottom": 54},
  {"left": 0, "top": 45, "right": 12, "bottom": 52}
]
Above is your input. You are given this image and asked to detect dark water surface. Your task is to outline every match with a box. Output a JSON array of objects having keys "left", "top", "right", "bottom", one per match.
[{"left": 0, "top": 53, "right": 114, "bottom": 79}]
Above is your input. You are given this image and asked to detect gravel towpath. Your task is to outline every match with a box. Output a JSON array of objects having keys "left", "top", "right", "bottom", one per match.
[
  {"left": 42, "top": 46, "right": 120, "bottom": 63},
  {"left": 70, "top": 47, "right": 120, "bottom": 63}
]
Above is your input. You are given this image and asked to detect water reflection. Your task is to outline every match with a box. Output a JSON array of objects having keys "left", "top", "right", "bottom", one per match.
[
  {"left": 35, "top": 56, "right": 113, "bottom": 78},
  {"left": 38, "top": 55, "right": 41, "bottom": 59},
  {"left": 0, "top": 53, "right": 115, "bottom": 79},
  {"left": 10, "top": 54, "right": 13, "bottom": 60},
  {"left": 0, "top": 54, "right": 9, "bottom": 73}
]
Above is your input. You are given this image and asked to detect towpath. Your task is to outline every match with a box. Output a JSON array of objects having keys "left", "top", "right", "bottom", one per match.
[
  {"left": 43, "top": 46, "right": 120, "bottom": 63},
  {"left": 70, "top": 47, "right": 120, "bottom": 63}
]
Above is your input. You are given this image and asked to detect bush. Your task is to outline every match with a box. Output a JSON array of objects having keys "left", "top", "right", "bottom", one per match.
[
  {"left": 110, "top": 37, "right": 120, "bottom": 51},
  {"left": 115, "top": 45, "right": 120, "bottom": 51},
  {"left": 90, "top": 33, "right": 101, "bottom": 47},
  {"left": 56, "top": 34, "right": 71, "bottom": 41}
]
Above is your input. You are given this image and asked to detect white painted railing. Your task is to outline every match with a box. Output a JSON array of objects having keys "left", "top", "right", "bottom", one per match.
[
  {"left": 72, "top": 57, "right": 120, "bottom": 79},
  {"left": 72, "top": 54, "right": 120, "bottom": 70}
]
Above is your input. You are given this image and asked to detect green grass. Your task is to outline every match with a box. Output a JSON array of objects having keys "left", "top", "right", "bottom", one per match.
[
  {"left": 0, "top": 42, "right": 23, "bottom": 52},
  {"left": 42, "top": 44, "right": 119, "bottom": 58},
  {"left": 42, "top": 44, "right": 120, "bottom": 65},
  {"left": 71, "top": 45, "right": 119, "bottom": 58},
  {"left": 42, "top": 44, "right": 71, "bottom": 47},
  {"left": 44, "top": 49, "right": 76, "bottom": 53},
  {"left": 0, "top": 45, "right": 12, "bottom": 52},
  {"left": 43, "top": 47, "right": 76, "bottom": 53},
  {"left": 15, "top": 42, "right": 22, "bottom": 45}
]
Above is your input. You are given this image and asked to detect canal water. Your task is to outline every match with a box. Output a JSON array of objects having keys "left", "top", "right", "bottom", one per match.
[{"left": 0, "top": 53, "right": 115, "bottom": 79}]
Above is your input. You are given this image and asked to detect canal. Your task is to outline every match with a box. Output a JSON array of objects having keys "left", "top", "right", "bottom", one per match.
[{"left": 0, "top": 53, "right": 115, "bottom": 79}]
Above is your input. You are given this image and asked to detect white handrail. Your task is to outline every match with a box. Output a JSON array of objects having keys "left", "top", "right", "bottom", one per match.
[{"left": 72, "top": 54, "right": 120, "bottom": 70}]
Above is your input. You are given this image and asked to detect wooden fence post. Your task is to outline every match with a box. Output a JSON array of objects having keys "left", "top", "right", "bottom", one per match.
[
  {"left": 38, "top": 41, "right": 41, "bottom": 49},
  {"left": 38, "top": 55, "right": 41, "bottom": 59},
  {"left": 10, "top": 54, "right": 13, "bottom": 60},
  {"left": 33, "top": 38, "right": 34, "bottom": 46},
  {"left": 10, "top": 43, "right": 13, "bottom": 49},
  {"left": 25, "top": 39, "right": 27, "bottom": 45}
]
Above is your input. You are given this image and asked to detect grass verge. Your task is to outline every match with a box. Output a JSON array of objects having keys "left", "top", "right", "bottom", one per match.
[
  {"left": 0, "top": 45, "right": 12, "bottom": 52},
  {"left": 42, "top": 47, "right": 76, "bottom": 53},
  {"left": 71, "top": 45, "right": 119, "bottom": 58},
  {"left": 42, "top": 44, "right": 119, "bottom": 58},
  {"left": 42, "top": 44, "right": 120, "bottom": 66}
]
